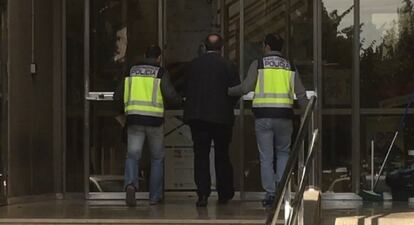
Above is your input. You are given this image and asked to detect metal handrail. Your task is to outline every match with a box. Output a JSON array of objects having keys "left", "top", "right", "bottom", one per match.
[
  {"left": 286, "top": 129, "right": 319, "bottom": 225},
  {"left": 266, "top": 96, "right": 317, "bottom": 225}
]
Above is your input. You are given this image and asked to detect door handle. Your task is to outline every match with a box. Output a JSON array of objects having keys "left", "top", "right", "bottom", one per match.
[{"left": 86, "top": 92, "right": 114, "bottom": 101}]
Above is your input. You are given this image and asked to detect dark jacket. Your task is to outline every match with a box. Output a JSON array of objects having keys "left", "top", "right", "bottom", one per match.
[
  {"left": 183, "top": 51, "right": 240, "bottom": 125},
  {"left": 113, "top": 58, "right": 181, "bottom": 127}
]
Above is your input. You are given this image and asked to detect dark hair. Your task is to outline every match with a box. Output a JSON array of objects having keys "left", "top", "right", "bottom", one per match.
[
  {"left": 264, "top": 33, "right": 284, "bottom": 51},
  {"left": 145, "top": 45, "right": 162, "bottom": 58},
  {"left": 204, "top": 33, "right": 224, "bottom": 51}
]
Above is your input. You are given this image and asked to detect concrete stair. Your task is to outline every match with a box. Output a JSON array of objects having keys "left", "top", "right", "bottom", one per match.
[
  {"left": 0, "top": 218, "right": 270, "bottom": 225},
  {"left": 322, "top": 200, "right": 414, "bottom": 225},
  {"left": 0, "top": 198, "right": 283, "bottom": 225},
  {"left": 325, "top": 216, "right": 414, "bottom": 225}
]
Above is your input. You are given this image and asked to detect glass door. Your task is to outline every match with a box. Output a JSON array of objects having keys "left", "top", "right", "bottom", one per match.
[
  {"left": 84, "top": 0, "right": 159, "bottom": 199},
  {"left": 163, "top": 0, "right": 226, "bottom": 193},
  {"left": 240, "top": 0, "right": 315, "bottom": 196},
  {"left": 321, "top": 0, "right": 354, "bottom": 193}
]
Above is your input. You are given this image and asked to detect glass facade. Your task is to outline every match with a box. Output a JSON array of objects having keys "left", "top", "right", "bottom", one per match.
[
  {"left": 321, "top": 0, "right": 353, "bottom": 192},
  {"left": 359, "top": 0, "right": 414, "bottom": 194},
  {"left": 360, "top": 0, "right": 414, "bottom": 108},
  {"left": 241, "top": 0, "right": 314, "bottom": 192},
  {"left": 43, "top": 0, "right": 414, "bottom": 197},
  {"left": 319, "top": 0, "right": 414, "bottom": 193}
]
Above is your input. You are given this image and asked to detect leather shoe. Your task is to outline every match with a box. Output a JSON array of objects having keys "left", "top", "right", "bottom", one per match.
[
  {"left": 125, "top": 184, "right": 136, "bottom": 207},
  {"left": 149, "top": 199, "right": 163, "bottom": 205},
  {"left": 262, "top": 195, "right": 275, "bottom": 208},
  {"left": 196, "top": 196, "right": 208, "bottom": 207},
  {"left": 218, "top": 197, "right": 232, "bottom": 204}
]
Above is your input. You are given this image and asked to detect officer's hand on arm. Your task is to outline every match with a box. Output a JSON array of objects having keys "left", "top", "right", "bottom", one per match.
[
  {"left": 113, "top": 78, "right": 126, "bottom": 127},
  {"left": 161, "top": 71, "right": 183, "bottom": 107},
  {"left": 294, "top": 71, "right": 309, "bottom": 115},
  {"left": 228, "top": 60, "right": 258, "bottom": 97}
]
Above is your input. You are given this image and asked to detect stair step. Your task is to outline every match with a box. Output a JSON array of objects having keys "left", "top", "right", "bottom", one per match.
[{"left": 0, "top": 218, "right": 273, "bottom": 225}]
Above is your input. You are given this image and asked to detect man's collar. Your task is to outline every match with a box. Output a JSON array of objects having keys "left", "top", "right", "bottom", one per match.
[
  {"left": 264, "top": 51, "right": 283, "bottom": 56},
  {"left": 141, "top": 58, "right": 159, "bottom": 66},
  {"left": 206, "top": 50, "right": 220, "bottom": 54}
]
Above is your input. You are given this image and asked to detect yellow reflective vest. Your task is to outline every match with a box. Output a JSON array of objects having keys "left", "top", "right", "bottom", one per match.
[
  {"left": 124, "top": 65, "right": 164, "bottom": 118},
  {"left": 252, "top": 55, "right": 295, "bottom": 109}
]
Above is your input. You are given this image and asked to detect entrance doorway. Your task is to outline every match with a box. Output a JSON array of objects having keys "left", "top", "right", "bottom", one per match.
[{"left": 65, "top": 0, "right": 319, "bottom": 200}]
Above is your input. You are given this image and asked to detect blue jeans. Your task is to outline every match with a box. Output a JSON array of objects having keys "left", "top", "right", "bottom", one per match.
[
  {"left": 124, "top": 124, "right": 164, "bottom": 201},
  {"left": 255, "top": 118, "right": 293, "bottom": 198}
]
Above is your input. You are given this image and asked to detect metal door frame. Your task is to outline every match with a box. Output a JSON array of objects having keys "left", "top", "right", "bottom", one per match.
[
  {"left": 83, "top": 0, "right": 165, "bottom": 200},
  {"left": 0, "top": 0, "right": 8, "bottom": 205},
  {"left": 83, "top": 0, "right": 90, "bottom": 199}
]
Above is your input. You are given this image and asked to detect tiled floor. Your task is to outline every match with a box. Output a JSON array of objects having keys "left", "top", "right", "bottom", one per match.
[
  {"left": 1, "top": 196, "right": 413, "bottom": 225},
  {"left": 322, "top": 200, "right": 414, "bottom": 225},
  {"left": 0, "top": 197, "right": 270, "bottom": 224}
]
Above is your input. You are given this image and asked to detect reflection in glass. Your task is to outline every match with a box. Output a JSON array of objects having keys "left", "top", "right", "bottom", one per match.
[
  {"left": 89, "top": 175, "right": 125, "bottom": 192},
  {"left": 321, "top": 0, "right": 354, "bottom": 192},
  {"left": 88, "top": 0, "right": 159, "bottom": 193},
  {"left": 89, "top": 1, "right": 126, "bottom": 186},
  {"left": 66, "top": 0, "right": 159, "bottom": 192},
  {"left": 360, "top": 0, "right": 414, "bottom": 107},
  {"left": 360, "top": 115, "right": 414, "bottom": 193},
  {"left": 322, "top": 116, "right": 352, "bottom": 192},
  {"left": 322, "top": 0, "right": 353, "bottom": 108},
  {"left": 165, "top": 0, "right": 221, "bottom": 96},
  {"left": 290, "top": 0, "right": 314, "bottom": 91}
]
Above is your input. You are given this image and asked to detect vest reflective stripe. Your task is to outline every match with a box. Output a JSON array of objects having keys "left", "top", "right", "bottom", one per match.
[
  {"left": 124, "top": 75, "right": 164, "bottom": 118},
  {"left": 124, "top": 100, "right": 163, "bottom": 108},
  {"left": 253, "top": 67, "right": 295, "bottom": 108},
  {"left": 253, "top": 103, "right": 293, "bottom": 108},
  {"left": 125, "top": 110, "right": 163, "bottom": 117}
]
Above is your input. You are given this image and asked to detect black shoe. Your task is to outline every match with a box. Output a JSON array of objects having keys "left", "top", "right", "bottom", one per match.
[
  {"left": 218, "top": 197, "right": 232, "bottom": 204},
  {"left": 125, "top": 184, "right": 136, "bottom": 207},
  {"left": 261, "top": 196, "right": 275, "bottom": 208},
  {"left": 196, "top": 196, "right": 208, "bottom": 207},
  {"left": 149, "top": 199, "right": 163, "bottom": 205}
]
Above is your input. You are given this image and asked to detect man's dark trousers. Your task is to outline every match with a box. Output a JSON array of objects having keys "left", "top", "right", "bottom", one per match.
[{"left": 189, "top": 120, "right": 235, "bottom": 200}]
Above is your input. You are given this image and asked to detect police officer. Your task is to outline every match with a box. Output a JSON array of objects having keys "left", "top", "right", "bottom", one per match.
[
  {"left": 114, "top": 45, "right": 181, "bottom": 207},
  {"left": 228, "top": 33, "right": 308, "bottom": 207}
]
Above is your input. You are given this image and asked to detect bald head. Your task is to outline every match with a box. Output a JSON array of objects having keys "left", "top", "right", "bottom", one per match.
[
  {"left": 204, "top": 33, "right": 224, "bottom": 51},
  {"left": 208, "top": 35, "right": 219, "bottom": 43}
]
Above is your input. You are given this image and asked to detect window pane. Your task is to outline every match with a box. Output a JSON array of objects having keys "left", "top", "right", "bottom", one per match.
[
  {"left": 291, "top": 0, "right": 314, "bottom": 91},
  {"left": 243, "top": 0, "right": 287, "bottom": 192},
  {"left": 360, "top": 115, "right": 414, "bottom": 192},
  {"left": 360, "top": 0, "right": 414, "bottom": 107},
  {"left": 242, "top": 0, "right": 314, "bottom": 192},
  {"left": 66, "top": 0, "right": 159, "bottom": 192},
  {"left": 322, "top": 0, "right": 353, "bottom": 108},
  {"left": 88, "top": 0, "right": 159, "bottom": 193},
  {"left": 321, "top": 0, "right": 354, "bottom": 192},
  {"left": 322, "top": 115, "right": 352, "bottom": 192}
]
